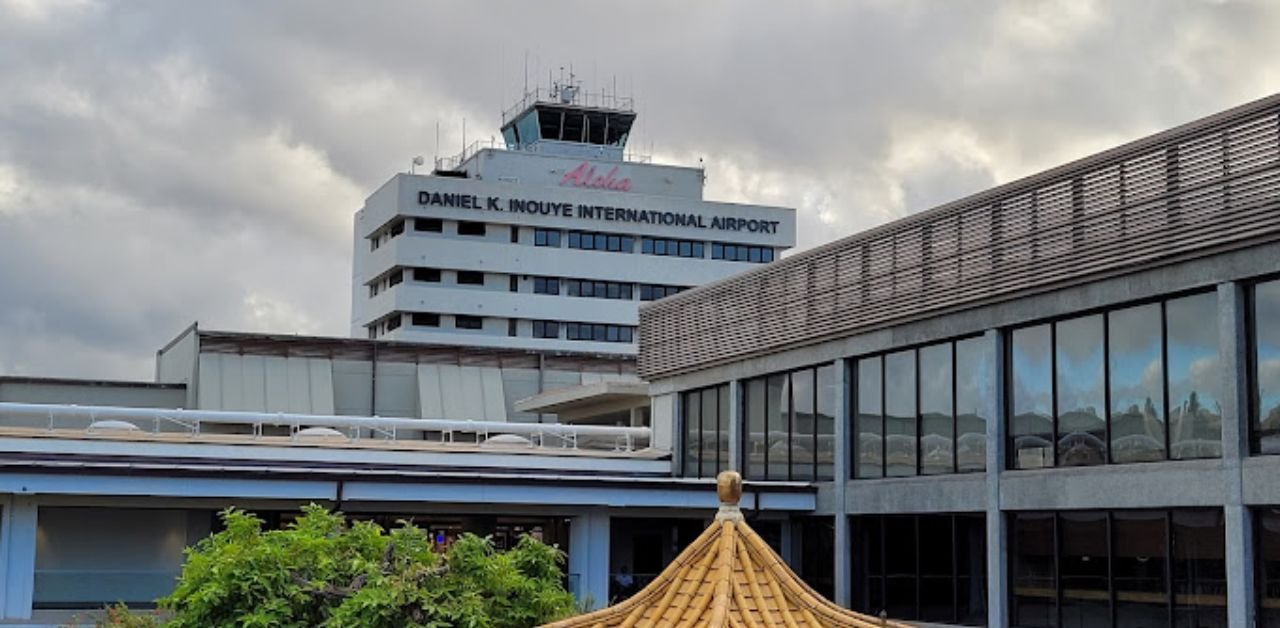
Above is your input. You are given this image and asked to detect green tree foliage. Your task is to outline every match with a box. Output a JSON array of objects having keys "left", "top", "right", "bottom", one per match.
[{"left": 158, "top": 505, "right": 575, "bottom": 627}]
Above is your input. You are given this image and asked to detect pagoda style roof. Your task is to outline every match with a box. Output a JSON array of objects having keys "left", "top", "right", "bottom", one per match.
[{"left": 542, "top": 472, "right": 911, "bottom": 628}]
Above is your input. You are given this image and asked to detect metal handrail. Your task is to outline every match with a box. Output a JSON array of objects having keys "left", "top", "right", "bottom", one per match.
[{"left": 0, "top": 402, "right": 651, "bottom": 453}]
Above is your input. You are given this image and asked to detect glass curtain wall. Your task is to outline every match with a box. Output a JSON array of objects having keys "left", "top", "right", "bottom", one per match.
[
  {"left": 851, "top": 514, "right": 987, "bottom": 626},
  {"left": 681, "top": 384, "right": 729, "bottom": 478},
  {"left": 1009, "top": 509, "right": 1226, "bottom": 628},
  {"left": 742, "top": 364, "right": 836, "bottom": 482},
  {"left": 1253, "top": 279, "right": 1280, "bottom": 453},
  {"left": 852, "top": 338, "right": 989, "bottom": 479},
  {"left": 1009, "top": 293, "right": 1221, "bottom": 470},
  {"left": 1256, "top": 507, "right": 1280, "bottom": 625}
]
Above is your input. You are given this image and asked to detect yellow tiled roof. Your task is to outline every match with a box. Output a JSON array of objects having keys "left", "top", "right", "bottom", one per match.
[{"left": 542, "top": 472, "right": 912, "bottom": 628}]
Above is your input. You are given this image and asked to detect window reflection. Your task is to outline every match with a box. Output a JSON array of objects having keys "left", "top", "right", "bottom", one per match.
[
  {"left": 853, "top": 338, "right": 988, "bottom": 479},
  {"left": 919, "top": 343, "right": 954, "bottom": 475},
  {"left": 1055, "top": 315, "right": 1106, "bottom": 467},
  {"left": 1254, "top": 280, "right": 1280, "bottom": 453},
  {"left": 1012, "top": 325, "right": 1055, "bottom": 469},
  {"left": 1167, "top": 293, "right": 1222, "bottom": 460},
  {"left": 766, "top": 374, "right": 788, "bottom": 480},
  {"left": 955, "top": 337, "right": 990, "bottom": 472},
  {"left": 815, "top": 365, "right": 837, "bottom": 480},
  {"left": 791, "top": 369, "right": 816, "bottom": 481},
  {"left": 885, "top": 350, "right": 917, "bottom": 477},
  {"left": 1008, "top": 292, "right": 1220, "bottom": 470},
  {"left": 741, "top": 364, "right": 837, "bottom": 482},
  {"left": 745, "top": 378, "right": 767, "bottom": 481},
  {"left": 681, "top": 385, "right": 729, "bottom": 479},
  {"left": 856, "top": 358, "right": 885, "bottom": 479},
  {"left": 1109, "top": 304, "right": 1166, "bottom": 463}
]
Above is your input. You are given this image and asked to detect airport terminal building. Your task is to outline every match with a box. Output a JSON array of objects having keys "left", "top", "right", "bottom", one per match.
[
  {"left": 641, "top": 93, "right": 1280, "bottom": 627},
  {"left": 352, "top": 83, "right": 794, "bottom": 354},
  {"left": 2, "top": 91, "right": 1280, "bottom": 627}
]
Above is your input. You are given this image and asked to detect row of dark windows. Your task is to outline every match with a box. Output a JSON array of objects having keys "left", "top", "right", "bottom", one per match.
[
  {"left": 854, "top": 337, "right": 990, "bottom": 478},
  {"left": 564, "top": 322, "right": 635, "bottom": 343},
  {"left": 712, "top": 242, "right": 775, "bottom": 263},
  {"left": 852, "top": 514, "right": 987, "bottom": 626},
  {"left": 370, "top": 218, "right": 484, "bottom": 250},
  {"left": 1009, "top": 291, "right": 1221, "bottom": 470},
  {"left": 568, "top": 230, "right": 634, "bottom": 253},
  {"left": 384, "top": 222, "right": 776, "bottom": 264},
  {"left": 1010, "top": 509, "right": 1226, "bottom": 628},
  {"left": 642, "top": 237, "right": 704, "bottom": 258},
  {"left": 374, "top": 267, "right": 688, "bottom": 303}
]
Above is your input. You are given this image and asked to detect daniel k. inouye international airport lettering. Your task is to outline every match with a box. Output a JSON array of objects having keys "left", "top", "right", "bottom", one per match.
[{"left": 417, "top": 189, "right": 783, "bottom": 234}]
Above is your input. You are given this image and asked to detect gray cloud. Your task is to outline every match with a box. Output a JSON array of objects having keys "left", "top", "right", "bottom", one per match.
[{"left": 2, "top": 0, "right": 1278, "bottom": 380}]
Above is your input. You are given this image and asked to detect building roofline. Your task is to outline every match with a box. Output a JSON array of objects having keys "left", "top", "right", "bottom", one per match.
[{"left": 0, "top": 376, "right": 186, "bottom": 390}]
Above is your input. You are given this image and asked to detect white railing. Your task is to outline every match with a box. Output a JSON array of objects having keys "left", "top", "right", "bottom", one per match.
[
  {"left": 433, "top": 138, "right": 652, "bottom": 172},
  {"left": 0, "top": 402, "right": 651, "bottom": 454},
  {"left": 502, "top": 86, "right": 635, "bottom": 123}
]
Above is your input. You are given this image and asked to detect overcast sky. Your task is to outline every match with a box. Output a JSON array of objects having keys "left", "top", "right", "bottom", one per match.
[{"left": 1, "top": 0, "right": 1278, "bottom": 381}]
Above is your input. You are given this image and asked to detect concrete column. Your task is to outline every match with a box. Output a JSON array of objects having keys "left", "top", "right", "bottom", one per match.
[
  {"left": 1218, "top": 282, "right": 1255, "bottom": 628},
  {"left": 983, "top": 329, "right": 1008, "bottom": 628},
  {"left": 832, "top": 357, "right": 852, "bottom": 607},
  {"left": 727, "top": 379, "right": 743, "bottom": 473},
  {"left": 1, "top": 496, "right": 37, "bottom": 620},
  {"left": 568, "top": 509, "right": 611, "bottom": 610}
]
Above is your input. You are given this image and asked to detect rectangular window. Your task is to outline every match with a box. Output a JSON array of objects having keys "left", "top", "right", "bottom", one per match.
[
  {"left": 1255, "top": 280, "right": 1280, "bottom": 453},
  {"left": 413, "top": 267, "right": 441, "bottom": 282},
  {"left": 533, "top": 277, "right": 559, "bottom": 295},
  {"left": 856, "top": 357, "right": 885, "bottom": 479},
  {"left": 510, "top": 226, "right": 519, "bottom": 243},
  {"left": 534, "top": 228, "right": 561, "bottom": 247},
  {"left": 1007, "top": 292, "right": 1221, "bottom": 471},
  {"left": 457, "top": 221, "right": 486, "bottom": 236},
  {"left": 680, "top": 385, "right": 731, "bottom": 479},
  {"left": 568, "top": 231, "right": 581, "bottom": 248},
  {"left": 1165, "top": 294, "right": 1222, "bottom": 460},
  {"left": 745, "top": 377, "right": 767, "bottom": 481},
  {"left": 741, "top": 365, "right": 836, "bottom": 482},
  {"left": 508, "top": 276, "right": 518, "bottom": 292},
  {"left": 1009, "top": 509, "right": 1224, "bottom": 628},
  {"left": 411, "top": 313, "right": 439, "bottom": 327},
  {"left": 853, "top": 337, "right": 988, "bottom": 479},
  {"left": 1109, "top": 303, "right": 1166, "bottom": 463},
  {"left": 387, "top": 270, "right": 403, "bottom": 287},
  {"left": 414, "top": 217, "right": 443, "bottom": 232},
  {"left": 456, "top": 271, "right": 484, "bottom": 285},
  {"left": 455, "top": 315, "right": 483, "bottom": 330},
  {"left": 385, "top": 314, "right": 401, "bottom": 331},
  {"left": 1255, "top": 507, "right": 1280, "bottom": 625},
  {"left": 562, "top": 323, "right": 634, "bottom": 343},
  {"left": 955, "top": 337, "right": 990, "bottom": 472},
  {"left": 711, "top": 243, "right": 724, "bottom": 259},
  {"left": 507, "top": 318, "right": 517, "bottom": 337},
  {"left": 1055, "top": 314, "right": 1105, "bottom": 467},
  {"left": 919, "top": 343, "right": 954, "bottom": 475},
  {"left": 1011, "top": 324, "right": 1055, "bottom": 470},
  {"left": 885, "top": 350, "right": 917, "bottom": 477},
  {"left": 852, "top": 514, "right": 987, "bottom": 626},
  {"left": 1172, "top": 509, "right": 1227, "bottom": 625},
  {"left": 532, "top": 320, "right": 559, "bottom": 339},
  {"left": 389, "top": 219, "right": 405, "bottom": 237}
]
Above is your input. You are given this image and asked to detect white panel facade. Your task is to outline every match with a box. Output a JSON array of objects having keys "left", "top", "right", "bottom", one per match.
[{"left": 351, "top": 166, "right": 795, "bottom": 354}]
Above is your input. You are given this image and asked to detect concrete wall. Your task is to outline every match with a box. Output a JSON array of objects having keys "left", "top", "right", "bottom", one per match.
[{"left": 648, "top": 241, "right": 1280, "bottom": 627}]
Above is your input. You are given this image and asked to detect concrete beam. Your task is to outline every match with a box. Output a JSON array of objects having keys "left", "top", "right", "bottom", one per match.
[
  {"left": 568, "top": 509, "right": 611, "bottom": 610},
  {"left": 1, "top": 496, "right": 37, "bottom": 620}
]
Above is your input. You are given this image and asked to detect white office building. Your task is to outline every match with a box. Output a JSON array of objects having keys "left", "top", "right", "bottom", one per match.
[{"left": 351, "top": 83, "right": 795, "bottom": 354}]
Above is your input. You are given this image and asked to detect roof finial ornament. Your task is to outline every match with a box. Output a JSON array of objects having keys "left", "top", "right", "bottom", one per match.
[{"left": 715, "top": 470, "right": 743, "bottom": 521}]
